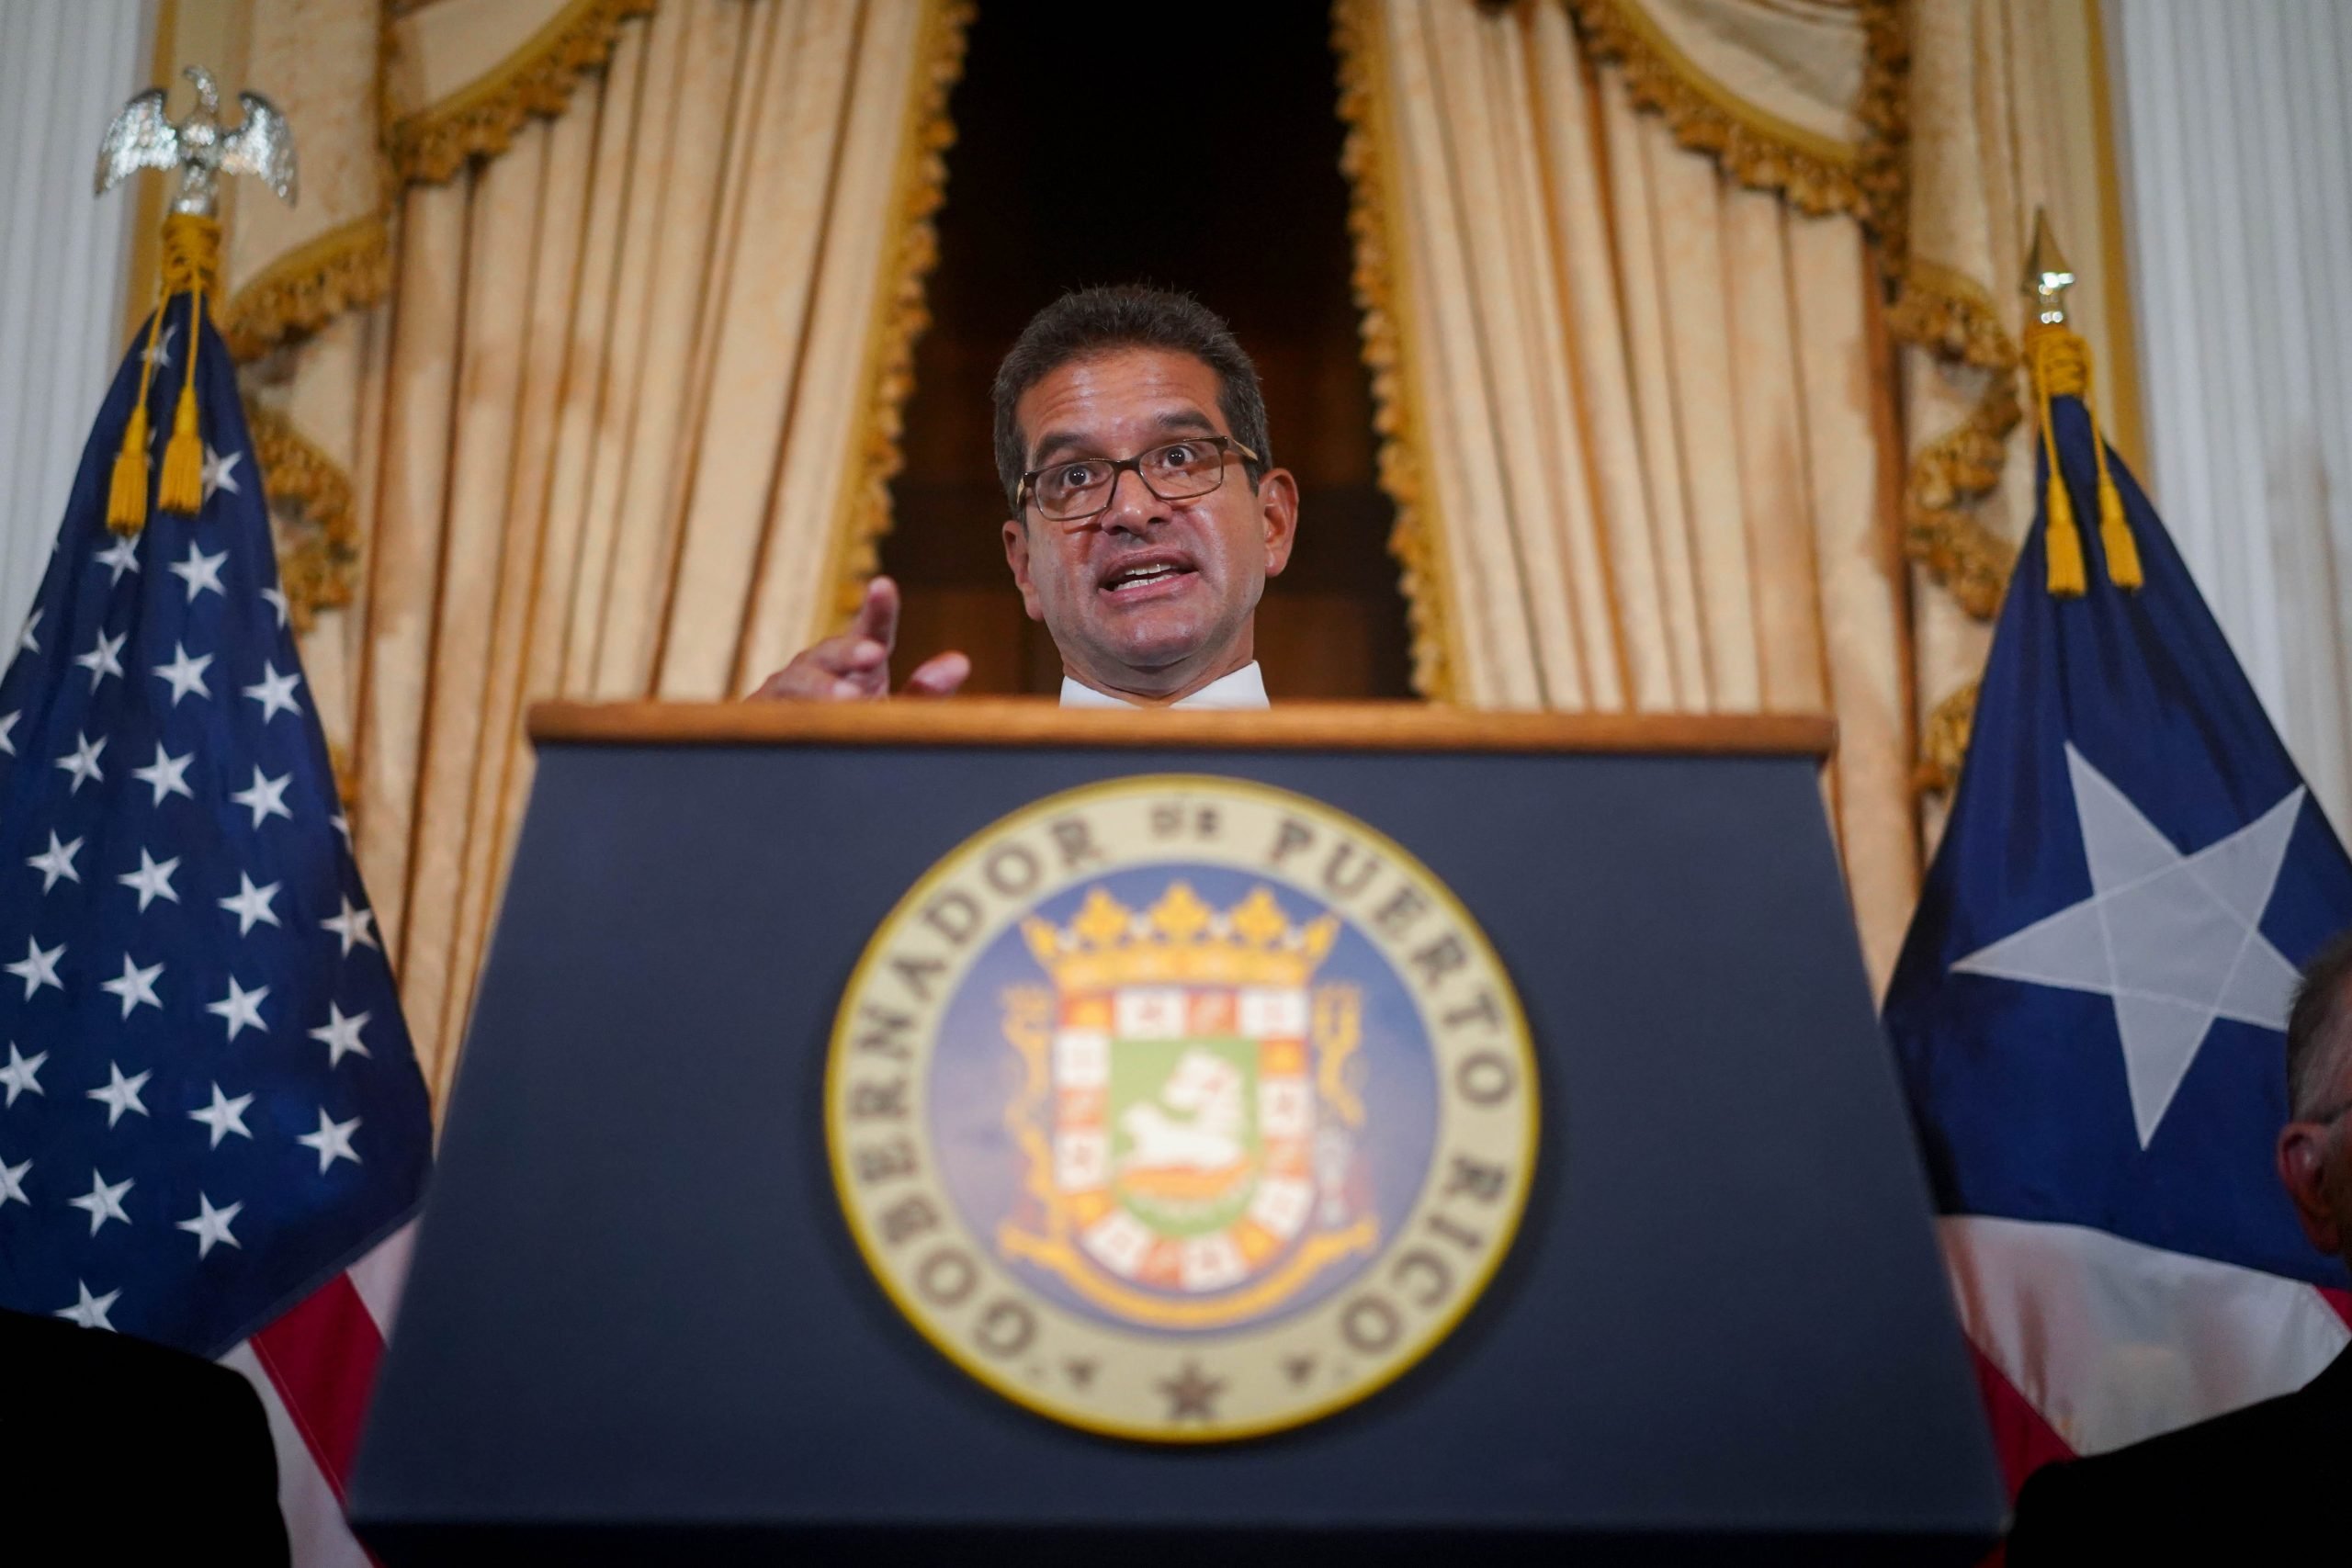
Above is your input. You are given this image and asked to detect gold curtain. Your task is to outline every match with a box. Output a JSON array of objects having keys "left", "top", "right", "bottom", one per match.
[
  {"left": 1338, "top": 0, "right": 1918, "bottom": 986},
  {"left": 1892, "top": 0, "right": 2139, "bottom": 801},
  {"left": 1338, "top": 0, "right": 2139, "bottom": 986},
  {"left": 153, "top": 0, "right": 971, "bottom": 1100}
]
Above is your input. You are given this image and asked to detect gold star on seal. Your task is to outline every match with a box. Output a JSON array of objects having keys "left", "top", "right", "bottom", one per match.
[{"left": 1158, "top": 1360, "right": 1226, "bottom": 1424}]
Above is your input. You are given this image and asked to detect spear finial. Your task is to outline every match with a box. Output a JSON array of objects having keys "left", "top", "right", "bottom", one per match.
[{"left": 2024, "top": 207, "right": 2075, "bottom": 328}]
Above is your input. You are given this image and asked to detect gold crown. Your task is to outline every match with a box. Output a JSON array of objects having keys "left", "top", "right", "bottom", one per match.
[{"left": 1022, "top": 881, "right": 1338, "bottom": 992}]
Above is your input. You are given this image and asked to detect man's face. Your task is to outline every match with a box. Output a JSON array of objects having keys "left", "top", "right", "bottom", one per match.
[{"left": 1002, "top": 347, "right": 1296, "bottom": 701}]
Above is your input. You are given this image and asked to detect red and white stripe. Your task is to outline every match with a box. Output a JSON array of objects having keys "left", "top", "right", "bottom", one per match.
[
  {"left": 220, "top": 1224, "right": 414, "bottom": 1568},
  {"left": 1942, "top": 1214, "right": 2352, "bottom": 1496}
]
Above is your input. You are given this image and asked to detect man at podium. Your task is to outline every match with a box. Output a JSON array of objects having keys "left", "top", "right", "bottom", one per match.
[{"left": 755, "top": 287, "right": 1295, "bottom": 709}]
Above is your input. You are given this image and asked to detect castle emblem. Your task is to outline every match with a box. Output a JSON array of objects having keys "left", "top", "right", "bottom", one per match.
[{"left": 827, "top": 776, "right": 1537, "bottom": 1440}]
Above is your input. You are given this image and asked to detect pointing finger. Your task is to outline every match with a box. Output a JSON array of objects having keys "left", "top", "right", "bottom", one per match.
[{"left": 849, "top": 575, "right": 901, "bottom": 653}]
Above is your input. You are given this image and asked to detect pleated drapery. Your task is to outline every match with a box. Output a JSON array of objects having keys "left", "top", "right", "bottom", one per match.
[
  {"left": 1340, "top": 0, "right": 1917, "bottom": 985},
  {"left": 265, "top": 0, "right": 970, "bottom": 1099}
]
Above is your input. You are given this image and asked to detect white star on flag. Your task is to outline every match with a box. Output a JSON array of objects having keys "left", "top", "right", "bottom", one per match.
[
  {"left": 309, "top": 1003, "right": 371, "bottom": 1067},
  {"left": 54, "top": 730, "right": 105, "bottom": 793},
  {"left": 27, "top": 831, "right": 84, "bottom": 892},
  {"left": 177, "top": 1193, "right": 243, "bottom": 1258},
  {"left": 87, "top": 1063, "right": 153, "bottom": 1127},
  {"left": 231, "top": 767, "right": 293, "bottom": 828},
  {"left": 219, "top": 874, "right": 283, "bottom": 936},
  {"left": 207, "top": 976, "right": 270, "bottom": 1042},
  {"left": 0, "top": 708, "right": 16, "bottom": 754},
  {"left": 199, "top": 445, "right": 243, "bottom": 504},
  {"left": 6, "top": 938, "right": 63, "bottom": 998},
  {"left": 298, "top": 1110, "right": 362, "bottom": 1174},
  {"left": 0, "top": 1156, "right": 28, "bottom": 1208},
  {"left": 74, "top": 628, "right": 125, "bottom": 691},
  {"left": 143, "top": 321, "right": 177, "bottom": 367},
  {"left": 261, "top": 585, "right": 289, "bottom": 628},
  {"left": 17, "top": 608, "right": 39, "bottom": 654},
  {"left": 99, "top": 954, "right": 164, "bottom": 1019},
  {"left": 242, "top": 660, "right": 302, "bottom": 724},
  {"left": 95, "top": 534, "right": 141, "bottom": 583},
  {"left": 188, "top": 1084, "right": 254, "bottom": 1148},
  {"left": 118, "top": 849, "right": 182, "bottom": 911},
  {"left": 70, "top": 1169, "right": 133, "bottom": 1235},
  {"left": 1951, "top": 743, "right": 2307, "bottom": 1146},
  {"left": 322, "top": 896, "right": 379, "bottom": 956},
  {"left": 0, "top": 1044, "right": 46, "bottom": 1105},
  {"left": 167, "top": 542, "right": 228, "bottom": 602},
  {"left": 153, "top": 641, "right": 213, "bottom": 705},
  {"left": 130, "top": 743, "right": 196, "bottom": 806},
  {"left": 55, "top": 1280, "right": 119, "bottom": 1330}
]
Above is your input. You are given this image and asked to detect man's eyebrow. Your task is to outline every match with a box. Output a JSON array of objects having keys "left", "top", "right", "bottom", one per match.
[
  {"left": 1028, "top": 409, "right": 1225, "bottom": 468},
  {"left": 1028, "top": 429, "right": 1093, "bottom": 468}
]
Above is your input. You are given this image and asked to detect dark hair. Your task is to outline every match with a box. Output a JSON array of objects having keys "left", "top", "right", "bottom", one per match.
[
  {"left": 990, "top": 285, "right": 1270, "bottom": 515},
  {"left": 2286, "top": 928, "right": 2352, "bottom": 1117}
]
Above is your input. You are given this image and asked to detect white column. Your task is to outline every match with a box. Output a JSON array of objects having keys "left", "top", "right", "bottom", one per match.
[
  {"left": 0, "top": 0, "right": 154, "bottom": 641},
  {"left": 2109, "top": 0, "right": 2352, "bottom": 831}
]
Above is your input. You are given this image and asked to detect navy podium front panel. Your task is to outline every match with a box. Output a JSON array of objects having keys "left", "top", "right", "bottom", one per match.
[{"left": 350, "top": 736, "right": 2005, "bottom": 1563}]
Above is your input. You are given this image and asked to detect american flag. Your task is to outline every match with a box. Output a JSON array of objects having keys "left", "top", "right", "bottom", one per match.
[
  {"left": 0, "top": 290, "right": 432, "bottom": 1563},
  {"left": 1882, "top": 364, "right": 2352, "bottom": 1498}
]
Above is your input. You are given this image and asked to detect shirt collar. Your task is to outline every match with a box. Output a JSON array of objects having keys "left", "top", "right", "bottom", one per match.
[{"left": 1057, "top": 661, "right": 1269, "bottom": 711}]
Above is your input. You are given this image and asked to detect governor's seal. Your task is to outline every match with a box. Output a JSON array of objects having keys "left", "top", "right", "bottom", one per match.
[{"left": 825, "top": 775, "right": 1537, "bottom": 1441}]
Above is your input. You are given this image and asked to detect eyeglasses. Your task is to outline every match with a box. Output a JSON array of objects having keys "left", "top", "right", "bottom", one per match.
[{"left": 1018, "top": 435, "right": 1261, "bottom": 526}]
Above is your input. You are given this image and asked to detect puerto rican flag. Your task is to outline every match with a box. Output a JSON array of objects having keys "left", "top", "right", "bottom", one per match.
[
  {"left": 0, "top": 288, "right": 432, "bottom": 1564},
  {"left": 1882, "top": 381, "right": 2352, "bottom": 1500}
]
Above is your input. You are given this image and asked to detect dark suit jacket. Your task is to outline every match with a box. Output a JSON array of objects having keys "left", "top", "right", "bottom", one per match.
[
  {"left": 2007, "top": 1345, "right": 2352, "bottom": 1560},
  {"left": 0, "top": 1307, "right": 289, "bottom": 1565}
]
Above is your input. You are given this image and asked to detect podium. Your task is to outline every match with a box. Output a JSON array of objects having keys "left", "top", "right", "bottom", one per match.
[{"left": 350, "top": 702, "right": 2003, "bottom": 1564}]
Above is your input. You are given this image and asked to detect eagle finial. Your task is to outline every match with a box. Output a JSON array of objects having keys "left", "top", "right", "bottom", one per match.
[{"left": 95, "top": 65, "right": 298, "bottom": 217}]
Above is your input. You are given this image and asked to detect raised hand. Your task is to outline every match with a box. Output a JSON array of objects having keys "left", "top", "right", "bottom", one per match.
[{"left": 749, "top": 576, "right": 971, "bottom": 701}]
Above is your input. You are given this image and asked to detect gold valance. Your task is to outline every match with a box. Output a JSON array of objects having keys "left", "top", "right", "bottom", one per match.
[{"left": 384, "top": 0, "right": 659, "bottom": 184}]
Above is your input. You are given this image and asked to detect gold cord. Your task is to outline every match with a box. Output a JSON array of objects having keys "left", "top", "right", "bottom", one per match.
[
  {"left": 2024, "top": 321, "right": 2139, "bottom": 594},
  {"left": 108, "top": 215, "right": 224, "bottom": 534}
]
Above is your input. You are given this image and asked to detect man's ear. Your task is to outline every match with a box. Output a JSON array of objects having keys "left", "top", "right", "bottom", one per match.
[
  {"left": 2277, "top": 1123, "right": 2345, "bottom": 1258},
  {"left": 1258, "top": 467, "right": 1300, "bottom": 579},
  {"left": 1003, "top": 517, "right": 1044, "bottom": 621}
]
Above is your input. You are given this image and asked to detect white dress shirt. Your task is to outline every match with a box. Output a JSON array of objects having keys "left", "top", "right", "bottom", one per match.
[{"left": 1057, "top": 661, "right": 1270, "bottom": 710}]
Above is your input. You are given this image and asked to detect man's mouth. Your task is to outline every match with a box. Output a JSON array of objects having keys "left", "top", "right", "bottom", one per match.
[{"left": 1098, "top": 553, "right": 1200, "bottom": 602}]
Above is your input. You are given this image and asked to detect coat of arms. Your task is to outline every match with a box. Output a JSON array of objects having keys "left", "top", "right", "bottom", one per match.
[{"left": 998, "top": 883, "right": 1376, "bottom": 1327}]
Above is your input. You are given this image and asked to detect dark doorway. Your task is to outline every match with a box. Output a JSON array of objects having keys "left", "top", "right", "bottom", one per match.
[{"left": 881, "top": 0, "right": 1413, "bottom": 699}]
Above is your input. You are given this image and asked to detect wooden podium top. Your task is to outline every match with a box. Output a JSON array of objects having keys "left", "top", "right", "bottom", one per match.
[{"left": 526, "top": 700, "right": 1836, "bottom": 758}]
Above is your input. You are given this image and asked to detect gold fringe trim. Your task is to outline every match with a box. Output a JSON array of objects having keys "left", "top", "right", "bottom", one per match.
[
  {"left": 1856, "top": 0, "right": 1909, "bottom": 281},
  {"left": 247, "top": 402, "right": 361, "bottom": 633},
  {"left": 1891, "top": 258, "right": 2018, "bottom": 373},
  {"left": 1336, "top": 0, "right": 1458, "bottom": 703},
  {"left": 1915, "top": 679, "right": 1977, "bottom": 795},
  {"left": 387, "top": 0, "right": 657, "bottom": 185},
  {"left": 326, "top": 740, "right": 359, "bottom": 814},
  {"left": 220, "top": 216, "right": 393, "bottom": 363},
  {"left": 819, "top": 0, "right": 974, "bottom": 626},
  {"left": 1566, "top": 0, "right": 1866, "bottom": 218},
  {"left": 1902, "top": 375, "right": 2019, "bottom": 620}
]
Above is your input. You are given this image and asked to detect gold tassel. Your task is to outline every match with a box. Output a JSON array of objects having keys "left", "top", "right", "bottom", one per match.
[
  {"left": 2043, "top": 462, "right": 2086, "bottom": 597},
  {"left": 107, "top": 296, "right": 168, "bottom": 533},
  {"left": 107, "top": 404, "right": 152, "bottom": 532},
  {"left": 2091, "top": 433, "right": 2141, "bottom": 590},
  {"left": 156, "top": 287, "right": 205, "bottom": 514},
  {"left": 2032, "top": 365, "right": 2086, "bottom": 598}
]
